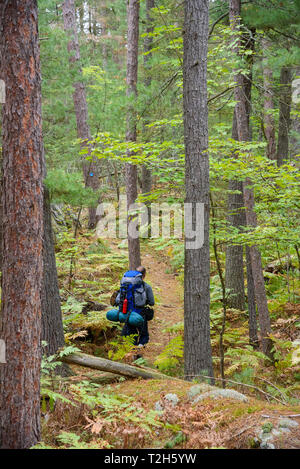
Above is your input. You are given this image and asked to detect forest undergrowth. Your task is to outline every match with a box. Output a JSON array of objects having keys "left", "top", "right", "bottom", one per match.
[{"left": 37, "top": 208, "right": 300, "bottom": 450}]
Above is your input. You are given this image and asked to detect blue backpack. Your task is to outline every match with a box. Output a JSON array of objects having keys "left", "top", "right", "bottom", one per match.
[
  {"left": 118, "top": 270, "right": 147, "bottom": 315},
  {"left": 106, "top": 270, "right": 147, "bottom": 327}
]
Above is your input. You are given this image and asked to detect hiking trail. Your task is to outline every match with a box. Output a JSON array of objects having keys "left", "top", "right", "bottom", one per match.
[{"left": 108, "top": 240, "right": 184, "bottom": 365}]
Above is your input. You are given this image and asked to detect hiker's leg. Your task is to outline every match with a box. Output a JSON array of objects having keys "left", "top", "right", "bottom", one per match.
[
  {"left": 121, "top": 323, "right": 139, "bottom": 345},
  {"left": 138, "top": 319, "right": 149, "bottom": 346}
]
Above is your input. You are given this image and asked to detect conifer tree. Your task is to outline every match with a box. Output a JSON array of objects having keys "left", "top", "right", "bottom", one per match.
[
  {"left": 141, "top": 0, "right": 155, "bottom": 234},
  {"left": 0, "top": 0, "right": 44, "bottom": 448},
  {"left": 277, "top": 66, "right": 292, "bottom": 166},
  {"left": 63, "top": 0, "right": 100, "bottom": 229},
  {"left": 225, "top": 109, "right": 246, "bottom": 311},
  {"left": 183, "top": 0, "right": 214, "bottom": 382},
  {"left": 126, "top": 0, "right": 141, "bottom": 269},
  {"left": 262, "top": 37, "right": 276, "bottom": 161},
  {"left": 229, "top": 0, "right": 273, "bottom": 359},
  {"left": 41, "top": 186, "right": 67, "bottom": 373}
]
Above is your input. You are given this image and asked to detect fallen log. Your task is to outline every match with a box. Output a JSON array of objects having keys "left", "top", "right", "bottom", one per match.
[
  {"left": 88, "top": 372, "right": 126, "bottom": 385},
  {"left": 60, "top": 352, "right": 171, "bottom": 380}
]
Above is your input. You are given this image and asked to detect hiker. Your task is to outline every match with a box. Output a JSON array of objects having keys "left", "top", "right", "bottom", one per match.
[{"left": 110, "top": 266, "right": 155, "bottom": 347}]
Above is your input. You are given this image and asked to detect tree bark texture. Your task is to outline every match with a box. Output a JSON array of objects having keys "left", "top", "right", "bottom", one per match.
[
  {"left": 225, "top": 109, "right": 246, "bottom": 310},
  {"left": 225, "top": 28, "right": 254, "bottom": 311},
  {"left": 229, "top": 0, "right": 273, "bottom": 358},
  {"left": 246, "top": 246, "right": 259, "bottom": 348},
  {"left": 0, "top": 0, "right": 44, "bottom": 448},
  {"left": 277, "top": 66, "right": 292, "bottom": 166},
  {"left": 41, "top": 187, "right": 66, "bottom": 368},
  {"left": 262, "top": 38, "right": 276, "bottom": 160},
  {"left": 126, "top": 0, "right": 141, "bottom": 269},
  {"left": 142, "top": 1, "right": 154, "bottom": 192},
  {"left": 183, "top": 0, "right": 214, "bottom": 383},
  {"left": 290, "top": 68, "right": 300, "bottom": 160},
  {"left": 141, "top": 0, "right": 155, "bottom": 235},
  {"left": 63, "top": 0, "right": 100, "bottom": 228}
]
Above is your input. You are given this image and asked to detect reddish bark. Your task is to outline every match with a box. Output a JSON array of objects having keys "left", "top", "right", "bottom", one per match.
[
  {"left": 126, "top": 0, "right": 141, "bottom": 269},
  {"left": 0, "top": 0, "right": 44, "bottom": 448},
  {"left": 141, "top": 0, "right": 154, "bottom": 234},
  {"left": 63, "top": 0, "right": 100, "bottom": 228}
]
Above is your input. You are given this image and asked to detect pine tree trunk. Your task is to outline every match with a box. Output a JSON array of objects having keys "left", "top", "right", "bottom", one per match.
[
  {"left": 101, "top": 5, "right": 108, "bottom": 69},
  {"left": 246, "top": 246, "right": 259, "bottom": 348},
  {"left": 229, "top": 0, "right": 273, "bottom": 359},
  {"left": 126, "top": 0, "right": 141, "bottom": 269},
  {"left": 63, "top": 0, "right": 100, "bottom": 229},
  {"left": 183, "top": 0, "right": 214, "bottom": 383},
  {"left": 79, "top": 4, "right": 84, "bottom": 33},
  {"left": 290, "top": 68, "right": 300, "bottom": 159},
  {"left": 277, "top": 66, "right": 292, "bottom": 166},
  {"left": 0, "top": 0, "right": 44, "bottom": 448},
  {"left": 225, "top": 29, "right": 254, "bottom": 312},
  {"left": 141, "top": 0, "right": 154, "bottom": 235},
  {"left": 41, "top": 187, "right": 68, "bottom": 374},
  {"left": 225, "top": 109, "right": 246, "bottom": 310},
  {"left": 39, "top": 116, "right": 66, "bottom": 370},
  {"left": 262, "top": 38, "right": 276, "bottom": 160}
]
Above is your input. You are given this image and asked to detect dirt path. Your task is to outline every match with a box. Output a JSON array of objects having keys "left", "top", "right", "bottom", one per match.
[
  {"left": 108, "top": 240, "right": 184, "bottom": 365},
  {"left": 140, "top": 250, "right": 184, "bottom": 364}
]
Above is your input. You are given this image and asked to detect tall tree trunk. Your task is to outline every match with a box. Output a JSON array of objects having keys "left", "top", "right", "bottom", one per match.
[
  {"left": 63, "top": 0, "right": 100, "bottom": 229},
  {"left": 101, "top": 6, "right": 108, "bottom": 70},
  {"left": 290, "top": 67, "right": 300, "bottom": 160},
  {"left": 0, "top": 0, "right": 44, "bottom": 448},
  {"left": 225, "top": 109, "right": 246, "bottom": 310},
  {"left": 126, "top": 0, "right": 141, "bottom": 269},
  {"left": 141, "top": 0, "right": 154, "bottom": 236},
  {"left": 277, "top": 66, "right": 292, "bottom": 166},
  {"left": 225, "top": 29, "right": 254, "bottom": 312},
  {"left": 41, "top": 186, "right": 67, "bottom": 373},
  {"left": 229, "top": 0, "right": 273, "bottom": 359},
  {"left": 79, "top": 4, "right": 84, "bottom": 33},
  {"left": 183, "top": 0, "right": 214, "bottom": 383},
  {"left": 262, "top": 38, "right": 276, "bottom": 160},
  {"left": 246, "top": 246, "right": 259, "bottom": 348},
  {"left": 39, "top": 100, "right": 66, "bottom": 369}
]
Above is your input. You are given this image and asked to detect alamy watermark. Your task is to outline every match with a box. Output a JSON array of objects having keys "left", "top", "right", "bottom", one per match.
[{"left": 96, "top": 195, "right": 205, "bottom": 250}]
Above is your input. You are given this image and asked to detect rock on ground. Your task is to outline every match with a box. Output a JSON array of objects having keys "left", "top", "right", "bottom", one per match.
[{"left": 187, "top": 384, "right": 248, "bottom": 404}]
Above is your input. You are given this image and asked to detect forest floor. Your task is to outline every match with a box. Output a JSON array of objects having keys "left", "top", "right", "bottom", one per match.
[{"left": 41, "top": 225, "right": 300, "bottom": 450}]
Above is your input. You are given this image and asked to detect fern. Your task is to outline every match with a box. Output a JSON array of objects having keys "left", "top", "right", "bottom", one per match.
[
  {"left": 108, "top": 335, "right": 138, "bottom": 361},
  {"left": 154, "top": 335, "right": 183, "bottom": 373},
  {"left": 40, "top": 345, "right": 81, "bottom": 411},
  {"left": 224, "top": 346, "right": 267, "bottom": 376},
  {"left": 40, "top": 385, "right": 75, "bottom": 412},
  {"left": 37, "top": 431, "right": 112, "bottom": 449},
  {"left": 162, "top": 321, "right": 184, "bottom": 334}
]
